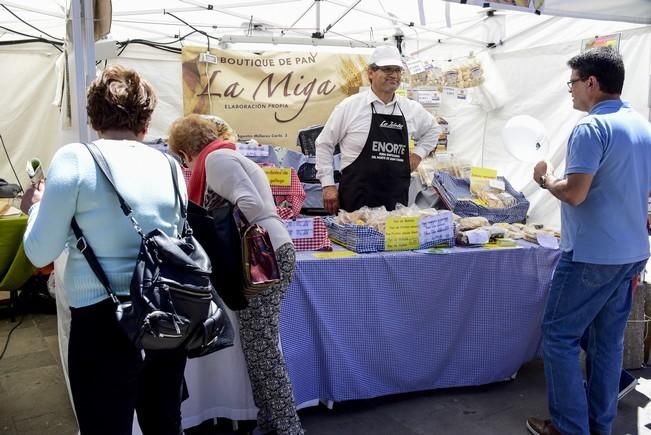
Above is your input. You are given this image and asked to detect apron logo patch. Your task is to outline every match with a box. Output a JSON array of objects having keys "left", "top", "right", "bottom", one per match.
[
  {"left": 372, "top": 141, "right": 406, "bottom": 156},
  {"left": 379, "top": 120, "right": 404, "bottom": 130}
]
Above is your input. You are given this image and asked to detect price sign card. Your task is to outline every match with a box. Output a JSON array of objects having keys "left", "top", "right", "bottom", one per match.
[
  {"left": 470, "top": 167, "right": 498, "bottom": 179},
  {"left": 237, "top": 143, "right": 269, "bottom": 157},
  {"left": 417, "top": 89, "right": 441, "bottom": 106},
  {"left": 385, "top": 216, "right": 420, "bottom": 251},
  {"left": 285, "top": 218, "right": 315, "bottom": 240},
  {"left": 443, "top": 87, "right": 456, "bottom": 97},
  {"left": 419, "top": 213, "right": 454, "bottom": 245},
  {"left": 405, "top": 58, "right": 427, "bottom": 75},
  {"left": 263, "top": 167, "right": 291, "bottom": 186}
]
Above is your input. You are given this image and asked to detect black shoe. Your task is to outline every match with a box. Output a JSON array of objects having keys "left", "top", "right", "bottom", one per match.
[
  {"left": 618, "top": 370, "right": 637, "bottom": 400},
  {"left": 526, "top": 417, "right": 561, "bottom": 435}
]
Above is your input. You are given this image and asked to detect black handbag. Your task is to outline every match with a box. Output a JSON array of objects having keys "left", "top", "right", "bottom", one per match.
[
  {"left": 187, "top": 200, "right": 280, "bottom": 311},
  {"left": 71, "top": 142, "right": 233, "bottom": 357},
  {"left": 0, "top": 178, "right": 21, "bottom": 198},
  {"left": 187, "top": 201, "right": 248, "bottom": 310}
]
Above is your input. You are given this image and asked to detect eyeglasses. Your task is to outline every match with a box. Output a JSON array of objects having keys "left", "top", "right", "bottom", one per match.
[
  {"left": 378, "top": 66, "right": 403, "bottom": 75},
  {"left": 566, "top": 78, "right": 584, "bottom": 90}
]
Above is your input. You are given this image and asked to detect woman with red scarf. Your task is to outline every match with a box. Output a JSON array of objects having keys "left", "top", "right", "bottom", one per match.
[{"left": 168, "top": 114, "right": 304, "bottom": 435}]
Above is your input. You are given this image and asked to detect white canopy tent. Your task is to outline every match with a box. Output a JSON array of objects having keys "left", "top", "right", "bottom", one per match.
[{"left": 0, "top": 0, "right": 650, "bottom": 227}]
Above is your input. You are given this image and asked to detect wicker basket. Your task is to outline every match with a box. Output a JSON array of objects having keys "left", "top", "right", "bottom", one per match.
[{"left": 431, "top": 171, "right": 529, "bottom": 224}]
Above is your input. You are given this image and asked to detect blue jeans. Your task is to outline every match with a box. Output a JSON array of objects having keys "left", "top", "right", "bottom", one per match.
[{"left": 542, "top": 251, "right": 646, "bottom": 435}]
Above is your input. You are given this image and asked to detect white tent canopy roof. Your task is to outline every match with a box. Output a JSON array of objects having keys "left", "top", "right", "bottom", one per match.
[{"left": 1, "top": 0, "right": 649, "bottom": 52}]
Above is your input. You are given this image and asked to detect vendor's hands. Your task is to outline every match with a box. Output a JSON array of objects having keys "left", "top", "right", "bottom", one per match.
[
  {"left": 409, "top": 153, "right": 422, "bottom": 172},
  {"left": 20, "top": 179, "right": 44, "bottom": 214},
  {"left": 533, "top": 160, "right": 548, "bottom": 185},
  {"left": 322, "top": 185, "right": 339, "bottom": 215}
]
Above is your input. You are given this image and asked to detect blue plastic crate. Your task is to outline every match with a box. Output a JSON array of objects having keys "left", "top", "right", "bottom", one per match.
[{"left": 431, "top": 171, "right": 529, "bottom": 224}]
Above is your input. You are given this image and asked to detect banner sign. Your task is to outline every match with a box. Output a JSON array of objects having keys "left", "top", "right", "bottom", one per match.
[{"left": 182, "top": 47, "right": 368, "bottom": 150}]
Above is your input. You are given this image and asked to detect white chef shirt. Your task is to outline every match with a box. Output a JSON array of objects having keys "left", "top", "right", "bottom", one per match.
[{"left": 315, "top": 88, "right": 441, "bottom": 186}]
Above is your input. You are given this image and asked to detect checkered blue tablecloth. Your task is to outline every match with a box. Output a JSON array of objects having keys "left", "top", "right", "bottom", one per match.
[{"left": 279, "top": 242, "right": 561, "bottom": 405}]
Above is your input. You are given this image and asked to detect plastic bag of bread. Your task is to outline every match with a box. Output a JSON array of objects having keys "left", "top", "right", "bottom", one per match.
[{"left": 456, "top": 216, "right": 489, "bottom": 231}]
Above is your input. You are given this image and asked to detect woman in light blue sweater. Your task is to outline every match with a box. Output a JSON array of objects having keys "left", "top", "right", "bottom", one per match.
[{"left": 21, "top": 65, "right": 188, "bottom": 435}]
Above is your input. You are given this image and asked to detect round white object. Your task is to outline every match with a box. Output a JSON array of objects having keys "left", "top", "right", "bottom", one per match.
[{"left": 502, "top": 115, "right": 549, "bottom": 163}]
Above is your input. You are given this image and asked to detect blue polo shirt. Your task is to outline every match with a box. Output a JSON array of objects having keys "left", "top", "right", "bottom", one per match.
[{"left": 561, "top": 99, "right": 651, "bottom": 264}]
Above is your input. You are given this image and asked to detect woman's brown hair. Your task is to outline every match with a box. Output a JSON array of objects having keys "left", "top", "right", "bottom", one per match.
[
  {"left": 86, "top": 65, "right": 157, "bottom": 135},
  {"left": 167, "top": 114, "right": 222, "bottom": 157}
]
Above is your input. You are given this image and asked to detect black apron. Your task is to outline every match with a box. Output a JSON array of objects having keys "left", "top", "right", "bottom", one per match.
[{"left": 338, "top": 103, "right": 410, "bottom": 212}]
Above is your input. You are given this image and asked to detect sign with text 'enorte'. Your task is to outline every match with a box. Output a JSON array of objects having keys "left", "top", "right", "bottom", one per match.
[{"left": 182, "top": 47, "right": 368, "bottom": 150}]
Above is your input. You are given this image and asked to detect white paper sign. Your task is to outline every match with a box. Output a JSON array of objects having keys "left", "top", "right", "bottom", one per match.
[
  {"left": 418, "top": 212, "right": 454, "bottom": 245},
  {"left": 466, "top": 229, "right": 490, "bottom": 245},
  {"left": 405, "top": 58, "right": 427, "bottom": 75},
  {"left": 536, "top": 233, "right": 559, "bottom": 250},
  {"left": 285, "top": 218, "right": 315, "bottom": 240},
  {"left": 488, "top": 179, "right": 506, "bottom": 191},
  {"left": 416, "top": 90, "right": 441, "bottom": 106},
  {"left": 236, "top": 143, "right": 270, "bottom": 157}
]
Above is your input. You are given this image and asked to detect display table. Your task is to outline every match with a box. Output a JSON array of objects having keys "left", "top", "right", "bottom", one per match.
[
  {"left": 55, "top": 242, "right": 560, "bottom": 431},
  {"left": 179, "top": 242, "right": 561, "bottom": 428}
]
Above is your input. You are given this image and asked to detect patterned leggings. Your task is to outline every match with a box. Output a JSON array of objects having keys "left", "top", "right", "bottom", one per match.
[{"left": 238, "top": 242, "right": 304, "bottom": 435}]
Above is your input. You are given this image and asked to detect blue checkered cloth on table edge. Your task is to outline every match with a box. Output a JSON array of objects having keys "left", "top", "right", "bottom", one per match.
[
  {"left": 324, "top": 216, "right": 455, "bottom": 253},
  {"left": 432, "top": 171, "right": 529, "bottom": 224}
]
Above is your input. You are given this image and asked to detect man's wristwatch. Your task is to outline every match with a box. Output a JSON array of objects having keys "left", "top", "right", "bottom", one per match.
[{"left": 539, "top": 174, "right": 549, "bottom": 189}]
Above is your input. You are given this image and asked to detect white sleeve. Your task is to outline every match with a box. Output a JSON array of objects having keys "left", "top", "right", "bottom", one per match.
[
  {"left": 23, "top": 145, "right": 81, "bottom": 267},
  {"left": 316, "top": 102, "right": 347, "bottom": 186},
  {"left": 409, "top": 101, "right": 441, "bottom": 159}
]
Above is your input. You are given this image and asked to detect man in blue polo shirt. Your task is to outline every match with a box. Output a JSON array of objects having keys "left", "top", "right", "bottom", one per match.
[{"left": 526, "top": 47, "right": 651, "bottom": 435}]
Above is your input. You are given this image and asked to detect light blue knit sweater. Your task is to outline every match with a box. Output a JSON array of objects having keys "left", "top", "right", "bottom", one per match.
[{"left": 24, "top": 139, "right": 186, "bottom": 308}]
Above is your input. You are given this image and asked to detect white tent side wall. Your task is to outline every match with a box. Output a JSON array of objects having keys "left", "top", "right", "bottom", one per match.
[
  {"left": 0, "top": 45, "right": 63, "bottom": 189},
  {"left": 466, "top": 25, "right": 651, "bottom": 227}
]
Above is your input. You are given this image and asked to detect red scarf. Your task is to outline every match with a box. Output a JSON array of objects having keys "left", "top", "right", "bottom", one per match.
[{"left": 187, "top": 140, "right": 236, "bottom": 206}]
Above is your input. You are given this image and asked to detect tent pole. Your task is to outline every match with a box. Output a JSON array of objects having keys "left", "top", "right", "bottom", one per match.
[
  {"left": 0, "top": 1, "right": 65, "bottom": 18},
  {"left": 323, "top": 0, "right": 362, "bottom": 36},
  {"left": 179, "top": 0, "right": 313, "bottom": 37},
  {"left": 315, "top": 0, "right": 321, "bottom": 36},
  {"left": 286, "top": 2, "right": 316, "bottom": 31},
  {"left": 327, "top": 0, "right": 487, "bottom": 47},
  {"left": 68, "top": 0, "right": 95, "bottom": 143}
]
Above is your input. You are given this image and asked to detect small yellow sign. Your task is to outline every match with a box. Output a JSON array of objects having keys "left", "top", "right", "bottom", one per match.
[
  {"left": 312, "top": 251, "right": 357, "bottom": 259},
  {"left": 385, "top": 216, "right": 420, "bottom": 251},
  {"left": 263, "top": 167, "right": 292, "bottom": 186},
  {"left": 470, "top": 167, "right": 497, "bottom": 179},
  {"left": 470, "top": 198, "right": 489, "bottom": 207}
]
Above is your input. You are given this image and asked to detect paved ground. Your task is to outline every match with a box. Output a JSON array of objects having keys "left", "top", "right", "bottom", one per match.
[{"left": 1, "top": 313, "right": 650, "bottom": 435}]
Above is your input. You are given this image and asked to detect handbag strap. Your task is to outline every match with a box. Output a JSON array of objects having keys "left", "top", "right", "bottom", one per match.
[
  {"left": 70, "top": 142, "right": 188, "bottom": 303},
  {"left": 70, "top": 218, "right": 119, "bottom": 303}
]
